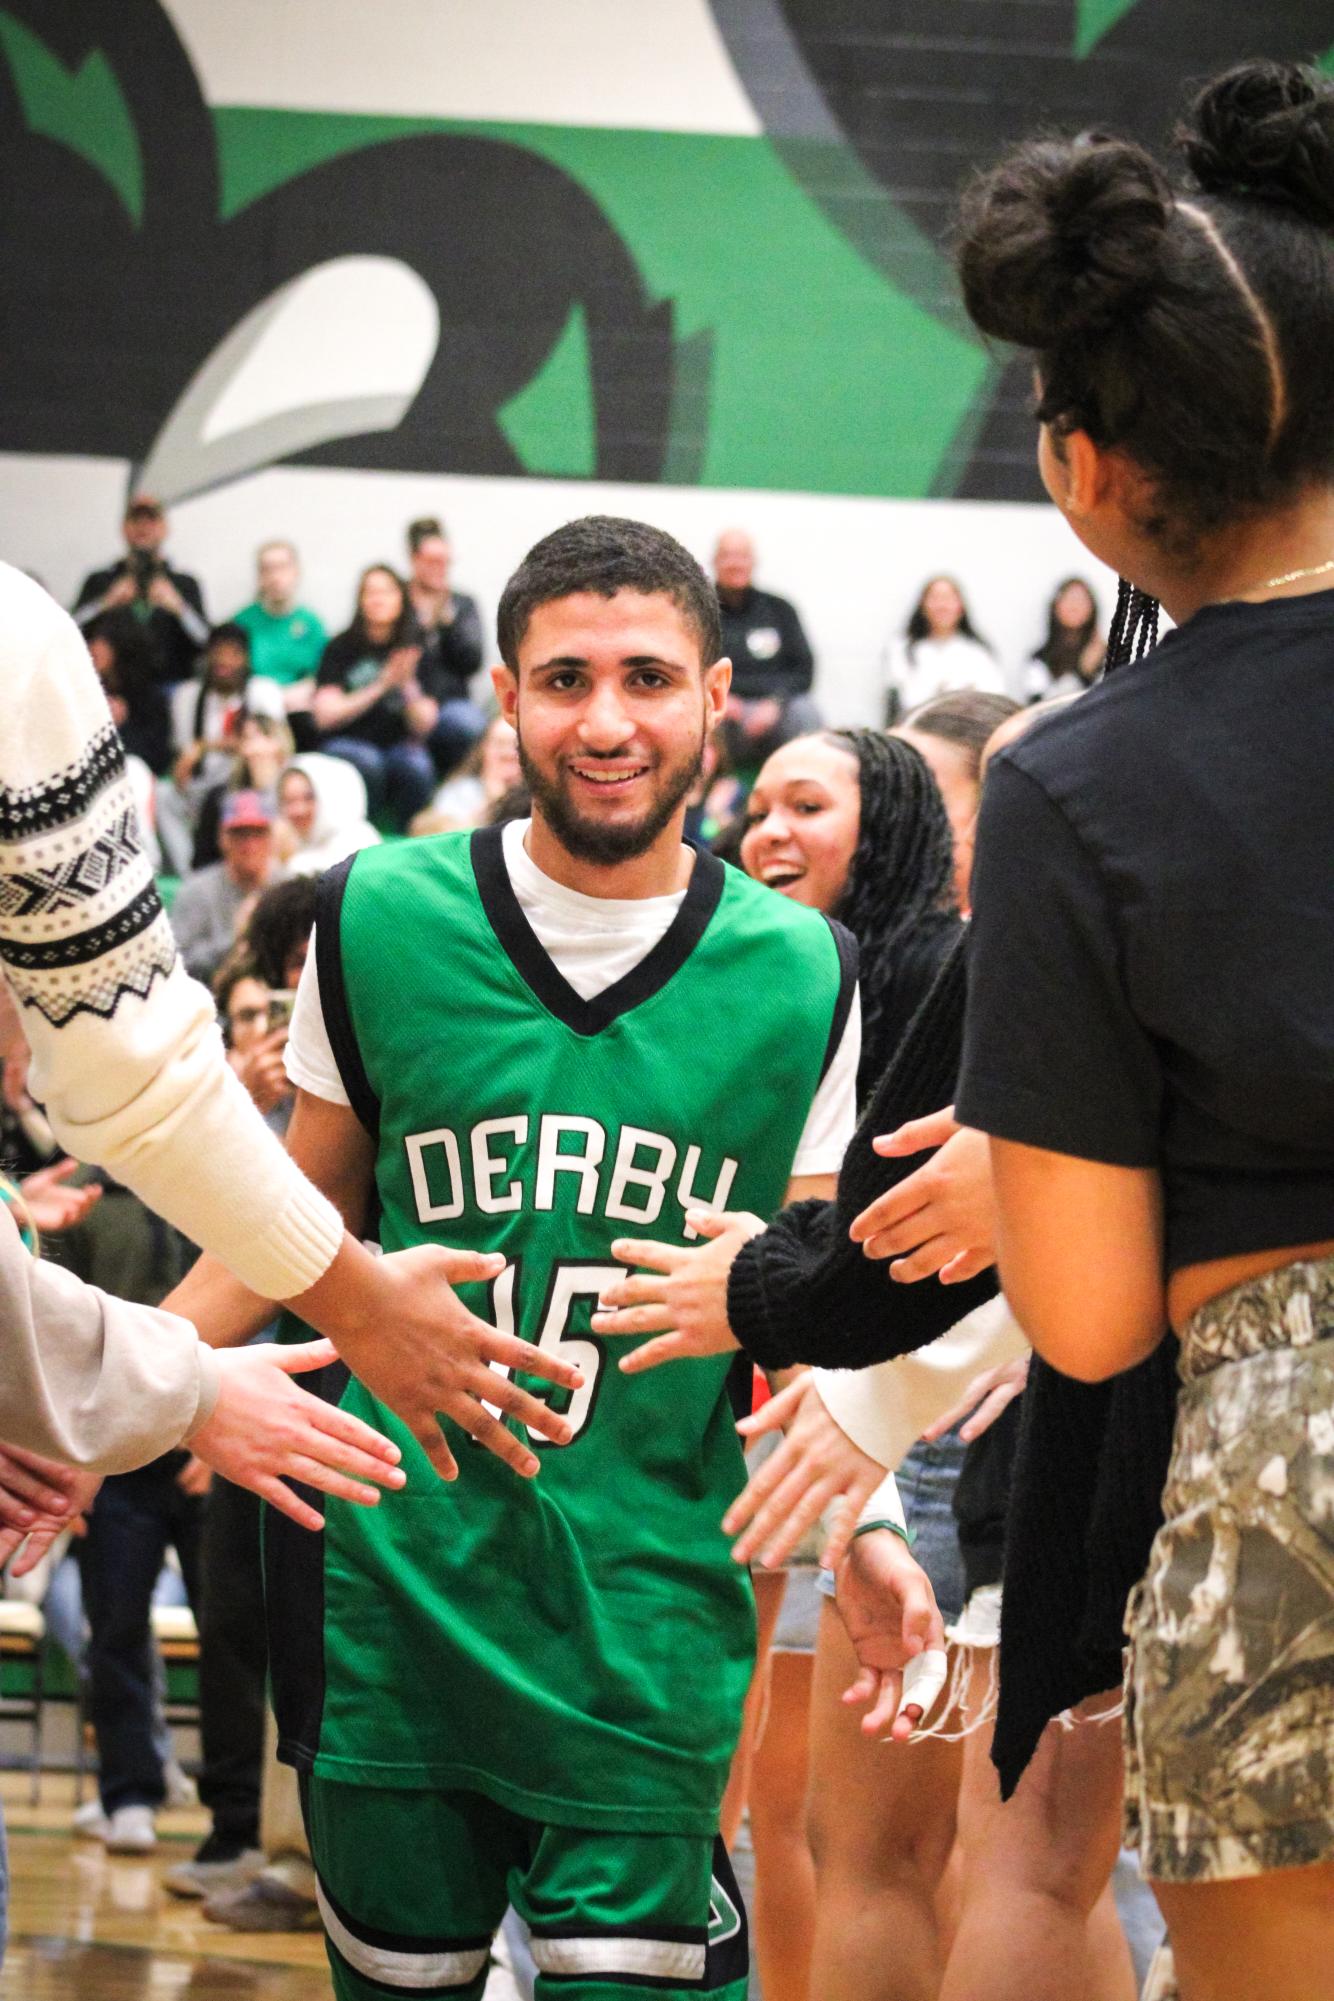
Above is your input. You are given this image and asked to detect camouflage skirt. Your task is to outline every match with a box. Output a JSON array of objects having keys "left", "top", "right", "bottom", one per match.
[{"left": 1123, "top": 1257, "right": 1334, "bottom": 1883}]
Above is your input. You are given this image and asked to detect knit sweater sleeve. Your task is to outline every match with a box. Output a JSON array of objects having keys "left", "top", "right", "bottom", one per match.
[
  {"left": 0, "top": 565, "right": 343, "bottom": 1300},
  {"left": 727, "top": 933, "right": 998, "bottom": 1371}
]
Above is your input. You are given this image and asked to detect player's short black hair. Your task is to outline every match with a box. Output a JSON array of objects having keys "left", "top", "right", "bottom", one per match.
[{"left": 496, "top": 515, "right": 722, "bottom": 671}]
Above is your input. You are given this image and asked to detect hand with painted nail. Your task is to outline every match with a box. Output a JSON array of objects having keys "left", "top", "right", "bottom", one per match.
[{"left": 591, "top": 1210, "right": 765, "bottom": 1373}]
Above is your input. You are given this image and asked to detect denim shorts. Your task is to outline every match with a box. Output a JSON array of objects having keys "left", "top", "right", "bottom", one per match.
[{"left": 818, "top": 1426, "right": 970, "bottom": 1628}]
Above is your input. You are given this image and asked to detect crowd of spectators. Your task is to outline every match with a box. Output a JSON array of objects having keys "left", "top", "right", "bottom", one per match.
[{"left": 68, "top": 491, "right": 1107, "bottom": 925}]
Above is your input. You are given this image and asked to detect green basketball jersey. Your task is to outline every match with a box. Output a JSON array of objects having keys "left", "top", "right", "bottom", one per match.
[{"left": 266, "top": 828, "right": 855, "bottom": 1835}]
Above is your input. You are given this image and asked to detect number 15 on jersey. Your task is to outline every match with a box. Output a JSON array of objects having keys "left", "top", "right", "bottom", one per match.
[{"left": 484, "top": 1260, "right": 621, "bottom": 1444}]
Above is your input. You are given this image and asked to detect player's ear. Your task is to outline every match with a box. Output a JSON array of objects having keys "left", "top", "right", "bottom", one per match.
[
  {"left": 491, "top": 661, "right": 519, "bottom": 723},
  {"left": 703, "top": 656, "right": 731, "bottom": 727}
]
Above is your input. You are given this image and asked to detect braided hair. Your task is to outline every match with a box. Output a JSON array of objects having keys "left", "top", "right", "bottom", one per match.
[
  {"left": 1105, "top": 578, "right": 1160, "bottom": 670},
  {"left": 823, "top": 728, "right": 959, "bottom": 1100}
]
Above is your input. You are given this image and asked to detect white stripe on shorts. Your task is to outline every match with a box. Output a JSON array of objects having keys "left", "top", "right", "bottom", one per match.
[
  {"left": 316, "top": 1881, "right": 490, "bottom": 1990},
  {"left": 531, "top": 1934, "right": 707, "bottom": 1981}
]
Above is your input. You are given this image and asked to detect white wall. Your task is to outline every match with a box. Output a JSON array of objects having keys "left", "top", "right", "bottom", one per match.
[{"left": 3, "top": 453, "right": 1118, "bottom": 725}]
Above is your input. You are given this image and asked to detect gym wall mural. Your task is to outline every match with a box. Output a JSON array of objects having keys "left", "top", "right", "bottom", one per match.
[{"left": 3, "top": 0, "right": 1332, "bottom": 513}]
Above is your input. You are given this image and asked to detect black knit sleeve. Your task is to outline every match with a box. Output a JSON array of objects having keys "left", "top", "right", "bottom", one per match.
[{"left": 728, "top": 932, "right": 998, "bottom": 1371}]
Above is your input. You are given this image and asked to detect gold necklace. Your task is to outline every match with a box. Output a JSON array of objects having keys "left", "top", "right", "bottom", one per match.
[{"left": 1257, "top": 555, "right": 1334, "bottom": 590}]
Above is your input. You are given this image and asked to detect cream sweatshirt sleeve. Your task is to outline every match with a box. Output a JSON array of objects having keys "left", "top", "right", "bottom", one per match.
[
  {"left": 0, "top": 1205, "right": 220, "bottom": 1472},
  {"left": 812, "top": 1295, "right": 1029, "bottom": 1474},
  {"left": 0, "top": 563, "right": 342, "bottom": 1300}
]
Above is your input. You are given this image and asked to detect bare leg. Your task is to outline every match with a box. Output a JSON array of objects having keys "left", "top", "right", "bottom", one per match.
[
  {"left": 719, "top": 1568, "right": 785, "bottom": 1852},
  {"left": 941, "top": 1675, "right": 1134, "bottom": 2001},
  {"left": 749, "top": 1648, "right": 816, "bottom": 2001},
  {"left": 807, "top": 1600, "right": 963, "bottom": 2001},
  {"left": 1154, "top": 1862, "right": 1334, "bottom": 2001}
]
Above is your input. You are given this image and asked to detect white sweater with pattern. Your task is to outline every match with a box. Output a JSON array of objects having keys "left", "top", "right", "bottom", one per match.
[{"left": 0, "top": 562, "right": 342, "bottom": 1302}]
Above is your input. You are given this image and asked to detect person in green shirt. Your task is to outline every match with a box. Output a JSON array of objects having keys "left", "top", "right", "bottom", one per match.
[{"left": 233, "top": 542, "right": 327, "bottom": 744}]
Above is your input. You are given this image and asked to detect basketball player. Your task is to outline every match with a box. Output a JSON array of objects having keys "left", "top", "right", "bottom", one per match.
[{"left": 168, "top": 518, "right": 910, "bottom": 2000}]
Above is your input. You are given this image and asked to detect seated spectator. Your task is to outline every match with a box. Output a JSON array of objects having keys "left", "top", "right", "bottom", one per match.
[
  {"left": 313, "top": 565, "right": 439, "bottom": 829},
  {"left": 157, "top": 623, "right": 256, "bottom": 875},
  {"left": 231, "top": 540, "right": 326, "bottom": 743},
  {"left": 216, "top": 957, "right": 291, "bottom": 1129},
  {"left": 1022, "top": 577, "right": 1107, "bottom": 702},
  {"left": 415, "top": 716, "right": 520, "bottom": 834},
  {"left": 276, "top": 754, "right": 381, "bottom": 874},
  {"left": 169, "top": 791, "right": 286, "bottom": 985},
  {"left": 72, "top": 492, "right": 208, "bottom": 686},
  {"left": 191, "top": 713, "right": 295, "bottom": 872},
  {"left": 85, "top": 611, "right": 172, "bottom": 775},
  {"left": 713, "top": 528, "right": 820, "bottom": 764},
  {"left": 884, "top": 575, "right": 1007, "bottom": 721},
  {"left": 405, "top": 517, "right": 487, "bottom": 774}
]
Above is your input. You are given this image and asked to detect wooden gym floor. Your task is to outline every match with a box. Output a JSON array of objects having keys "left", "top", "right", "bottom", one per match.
[
  {"left": 0, "top": 1775, "right": 531, "bottom": 1999},
  {"left": 1, "top": 1774, "right": 330, "bottom": 1999}
]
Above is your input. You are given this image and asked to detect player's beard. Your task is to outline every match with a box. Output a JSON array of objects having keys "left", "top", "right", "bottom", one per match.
[{"left": 518, "top": 722, "right": 706, "bottom": 866}]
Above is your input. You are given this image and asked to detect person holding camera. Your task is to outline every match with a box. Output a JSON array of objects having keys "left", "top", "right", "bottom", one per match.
[{"left": 72, "top": 493, "right": 208, "bottom": 688}]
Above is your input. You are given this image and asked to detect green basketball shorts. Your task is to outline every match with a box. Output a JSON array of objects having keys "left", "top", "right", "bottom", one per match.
[{"left": 303, "top": 1776, "right": 749, "bottom": 1999}]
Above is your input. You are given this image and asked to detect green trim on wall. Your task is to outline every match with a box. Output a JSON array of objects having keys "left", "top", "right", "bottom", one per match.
[
  {"left": 1073, "top": 0, "right": 1142, "bottom": 59},
  {"left": 498, "top": 302, "right": 597, "bottom": 478},
  {"left": 0, "top": 10, "right": 144, "bottom": 223},
  {"left": 212, "top": 107, "right": 989, "bottom": 500}
]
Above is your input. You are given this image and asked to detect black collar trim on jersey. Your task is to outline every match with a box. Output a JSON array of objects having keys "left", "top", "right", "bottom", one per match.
[{"left": 470, "top": 825, "right": 725, "bottom": 1036}]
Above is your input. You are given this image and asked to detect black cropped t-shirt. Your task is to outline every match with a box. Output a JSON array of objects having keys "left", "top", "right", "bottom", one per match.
[{"left": 956, "top": 589, "right": 1334, "bottom": 1276}]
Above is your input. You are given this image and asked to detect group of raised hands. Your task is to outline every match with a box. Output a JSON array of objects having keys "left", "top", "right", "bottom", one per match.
[{"left": 1, "top": 1107, "right": 1023, "bottom": 1744}]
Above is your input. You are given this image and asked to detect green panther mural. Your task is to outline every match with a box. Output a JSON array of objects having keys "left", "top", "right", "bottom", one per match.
[{"left": 2, "top": 1, "right": 1330, "bottom": 504}]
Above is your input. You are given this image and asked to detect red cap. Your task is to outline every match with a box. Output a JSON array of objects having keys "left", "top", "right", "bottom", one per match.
[{"left": 221, "top": 789, "right": 273, "bottom": 831}]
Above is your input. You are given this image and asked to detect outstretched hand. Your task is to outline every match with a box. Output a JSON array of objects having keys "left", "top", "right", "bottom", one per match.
[
  {"left": 920, "top": 1351, "right": 1030, "bottom": 1444},
  {"left": 298, "top": 1239, "right": 586, "bottom": 1483},
  {"left": 0, "top": 1442, "right": 98, "bottom": 1575},
  {"left": 188, "top": 1338, "right": 407, "bottom": 1530},
  {"left": 589, "top": 1211, "right": 764, "bottom": 1374},
  {"left": 723, "top": 1373, "right": 887, "bottom": 1571},
  {"left": 849, "top": 1107, "right": 996, "bottom": 1285},
  {"left": 16, "top": 1158, "right": 102, "bottom": 1235},
  {"left": 836, "top": 1529, "right": 946, "bottom": 1740}
]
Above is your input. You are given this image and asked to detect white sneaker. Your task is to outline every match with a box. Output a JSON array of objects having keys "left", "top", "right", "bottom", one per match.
[
  {"left": 164, "top": 1845, "right": 266, "bottom": 1901},
  {"left": 104, "top": 1804, "right": 157, "bottom": 1855},
  {"left": 72, "top": 1800, "right": 110, "bottom": 1841}
]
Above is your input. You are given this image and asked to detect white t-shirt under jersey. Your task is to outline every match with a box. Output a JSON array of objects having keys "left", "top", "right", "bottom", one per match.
[{"left": 286, "top": 818, "right": 859, "bottom": 1176}]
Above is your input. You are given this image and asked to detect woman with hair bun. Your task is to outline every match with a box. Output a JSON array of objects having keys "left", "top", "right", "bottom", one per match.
[{"left": 953, "top": 58, "right": 1334, "bottom": 2000}]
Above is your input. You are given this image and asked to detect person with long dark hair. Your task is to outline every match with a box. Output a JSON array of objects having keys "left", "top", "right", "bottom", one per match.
[
  {"left": 1022, "top": 577, "right": 1107, "bottom": 702},
  {"left": 312, "top": 565, "right": 437, "bottom": 829},
  {"left": 885, "top": 576, "right": 1005, "bottom": 723},
  {"left": 951, "top": 59, "right": 1334, "bottom": 2000}
]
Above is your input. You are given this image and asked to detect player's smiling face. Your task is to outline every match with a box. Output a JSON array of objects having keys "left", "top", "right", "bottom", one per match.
[
  {"left": 740, "top": 735, "right": 861, "bottom": 914},
  {"left": 495, "top": 590, "right": 730, "bottom": 868}
]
